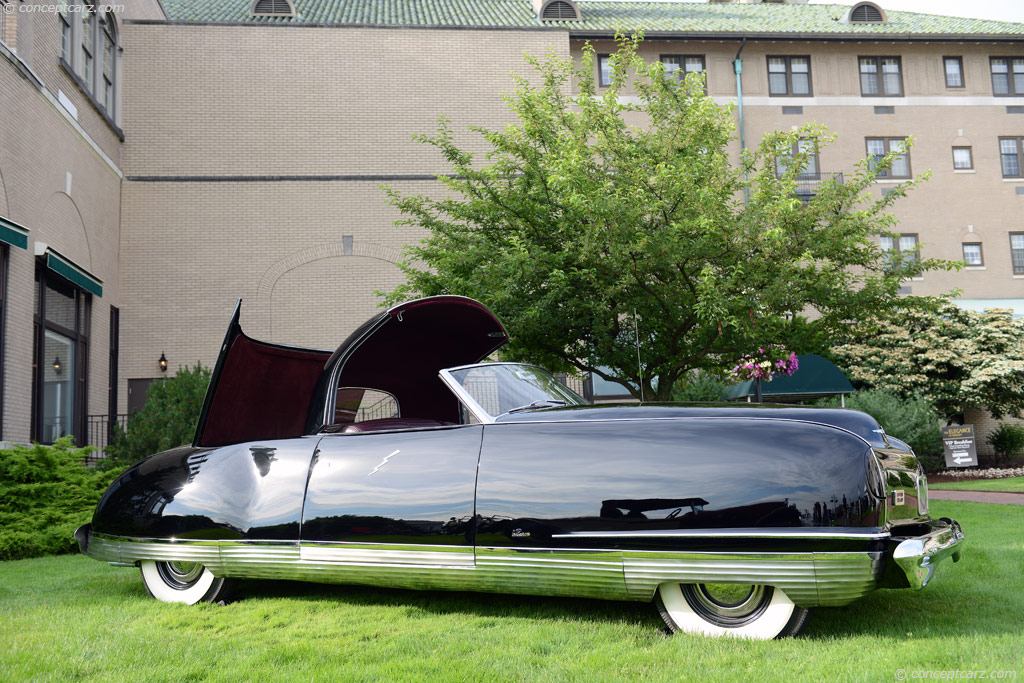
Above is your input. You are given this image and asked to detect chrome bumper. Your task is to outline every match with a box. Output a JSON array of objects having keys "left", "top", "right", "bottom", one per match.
[{"left": 889, "top": 518, "right": 964, "bottom": 590}]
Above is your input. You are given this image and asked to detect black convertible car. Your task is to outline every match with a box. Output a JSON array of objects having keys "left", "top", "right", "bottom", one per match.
[{"left": 76, "top": 296, "right": 963, "bottom": 639}]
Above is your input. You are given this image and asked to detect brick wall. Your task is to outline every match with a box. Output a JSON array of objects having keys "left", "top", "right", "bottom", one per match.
[
  {"left": 117, "top": 23, "right": 569, "bottom": 412},
  {"left": 0, "top": 51, "right": 121, "bottom": 443}
]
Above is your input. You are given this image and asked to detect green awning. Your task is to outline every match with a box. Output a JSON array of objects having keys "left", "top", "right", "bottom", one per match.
[
  {"left": 0, "top": 215, "right": 29, "bottom": 250},
  {"left": 34, "top": 243, "right": 103, "bottom": 297},
  {"left": 725, "top": 353, "right": 853, "bottom": 402}
]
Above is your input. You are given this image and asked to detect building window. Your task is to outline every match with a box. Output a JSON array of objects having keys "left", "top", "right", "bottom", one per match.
[
  {"left": 962, "top": 243, "right": 983, "bottom": 266},
  {"left": 1000, "top": 137, "right": 1024, "bottom": 178},
  {"left": 767, "top": 56, "right": 811, "bottom": 96},
  {"left": 952, "top": 146, "right": 973, "bottom": 170},
  {"left": 776, "top": 139, "right": 819, "bottom": 178},
  {"left": 990, "top": 58, "right": 1024, "bottom": 96},
  {"left": 81, "top": 4, "right": 94, "bottom": 91},
  {"left": 32, "top": 267, "right": 90, "bottom": 445},
  {"left": 880, "top": 233, "right": 920, "bottom": 275},
  {"left": 100, "top": 12, "right": 115, "bottom": 113},
  {"left": 859, "top": 56, "right": 902, "bottom": 97},
  {"left": 59, "top": 3, "right": 72, "bottom": 61},
  {"left": 866, "top": 137, "right": 911, "bottom": 178},
  {"left": 1011, "top": 234, "right": 1024, "bottom": 275},
  {"left": 597, "top": 54, "right": 612, "bottom": 87},
  {"left": 943, "top": 57, "right": 964, "bottom": 88},
  {"left": 660, "top": 55, "right": 706, "bottom": 91},
  {"left": 60, "top": 5, "right": 120, "bottom": 123}
]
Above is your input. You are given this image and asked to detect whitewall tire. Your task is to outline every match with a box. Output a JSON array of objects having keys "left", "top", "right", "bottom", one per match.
[
  {"left": 139, "top": 560, "right": 234, "bottom": 604},
  {"left": 656, "top": 583, "right": 811, "bottom": 639}
]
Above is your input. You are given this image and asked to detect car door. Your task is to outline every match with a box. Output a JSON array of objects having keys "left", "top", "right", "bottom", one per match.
[{"left": 301, "top": 425, "right": 483, "bottom": 567}]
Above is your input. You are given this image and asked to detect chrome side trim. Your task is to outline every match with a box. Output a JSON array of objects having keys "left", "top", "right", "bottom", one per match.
[
  {"left": 475, "top": 547, "right": 629, "bottom": 600},
  {"left": 812, "top": 551, "right": 885, "bottom": 605},
  {"left": 623, "top": 550, "right": 820, "bottom": 604},
  {"left": 300, "top": 543, "right": 475, "bottom": 567},
  {"left": 554, "top": 528, "right": 890, "bottom": 540},
  {"left": 85, "top": 534, "right": 884, "bottom": 607},
  {"left": 622, "top": 550, "right": 885, "bottom": 607}
]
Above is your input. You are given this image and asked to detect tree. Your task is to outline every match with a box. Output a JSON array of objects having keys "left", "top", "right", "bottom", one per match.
[
  {"left": 106, "top": 363, "right": 211, "bottom": 464},
  {"left": 384, "top": 37, "right": 953, "bottom": 400},
  {"left": 831, "top": 302, "right": 1024, "bottom": 421}
]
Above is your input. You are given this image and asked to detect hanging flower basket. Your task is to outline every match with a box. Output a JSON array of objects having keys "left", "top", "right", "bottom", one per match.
[{"left": 732, "top": 345, "right": 799, "bottom": 383}]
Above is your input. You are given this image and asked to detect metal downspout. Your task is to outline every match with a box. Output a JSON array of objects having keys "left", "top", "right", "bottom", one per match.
[{"left": 734, "top": 38, "right": 748, "bottom": 203}]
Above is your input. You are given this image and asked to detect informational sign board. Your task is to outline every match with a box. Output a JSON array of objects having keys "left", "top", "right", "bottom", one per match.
[{"left": 941, "top": 424, "right": 978, "bottom": 468}]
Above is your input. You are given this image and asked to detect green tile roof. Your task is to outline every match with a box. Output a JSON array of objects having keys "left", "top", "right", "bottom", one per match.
[{"left": 157, "top": 0, "right": 1024, "bottom": 37}]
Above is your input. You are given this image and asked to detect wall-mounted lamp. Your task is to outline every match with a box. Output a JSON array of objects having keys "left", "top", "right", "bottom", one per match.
[
  {"left": 53, "top": 356, "right": 62, "bottom": 375},
  {"left": 159, "top": 352, "right": 168, "bottom": 373}
]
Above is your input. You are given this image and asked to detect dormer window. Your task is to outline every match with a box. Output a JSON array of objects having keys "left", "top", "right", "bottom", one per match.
[
  {"left": 251, "top": 0, "right": 295, "bottom": 18},
  {"left": 538, "top": 0, "right": 580, "bottom": 21},
  {"left": 848, "top": 2, "right": 886, "bottom": 24}
]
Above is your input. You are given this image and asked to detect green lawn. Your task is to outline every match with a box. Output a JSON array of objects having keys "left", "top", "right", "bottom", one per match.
[
  {"left": 1, "top": 502, "right": 1021, "bottom": 681},
  {"left": 931, "top": 477, "right": 1024, "bottom": 493}
]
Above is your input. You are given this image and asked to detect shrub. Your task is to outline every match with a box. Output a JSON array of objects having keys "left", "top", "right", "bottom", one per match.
[
  {"left": 819, "top": 389, "right": 945, "bottom": 471},
  {"left": 0, "top": 438, "right": 122, "bottom": 561},
  {"left": 106, "top": 363, "right": 210, "bottom": 465},
  {"left": 671, "top": 372, "right": 730, "bottom": 402},
  {"left": 986, "top": 424, "right": 1024, "bottom": 467}
]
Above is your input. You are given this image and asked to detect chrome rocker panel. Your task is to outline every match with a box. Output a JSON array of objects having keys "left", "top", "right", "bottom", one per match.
[{"left": 78, "top": 528, "right": 905, "bottom": 607}]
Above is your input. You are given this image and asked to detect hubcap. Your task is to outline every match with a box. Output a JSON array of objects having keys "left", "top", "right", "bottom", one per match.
[
  {"left": 156, "top": 561, "right": 205, "bottom": 589},
  {"left": 682, "top": 583, "right": 773, "bottom": 627}
]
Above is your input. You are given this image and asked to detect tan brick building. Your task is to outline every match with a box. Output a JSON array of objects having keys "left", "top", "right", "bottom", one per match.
[{"left": 1, "top": 0, "right": 1022, "bottom": 448}]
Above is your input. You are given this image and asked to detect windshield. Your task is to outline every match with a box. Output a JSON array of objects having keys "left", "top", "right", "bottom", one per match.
[{"left": 444, "top": 363, "right": 586, "bottom": 421}]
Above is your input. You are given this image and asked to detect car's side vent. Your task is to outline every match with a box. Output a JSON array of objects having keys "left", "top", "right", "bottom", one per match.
[
  {"left": 848, "top": 2, "right": 885, "bottom": 23},
  {"left": 251, "top": 0, "right": 295, "bottom": 18},
  {"left": 538, "top": 0, "right": 580, "bottom": 21}
]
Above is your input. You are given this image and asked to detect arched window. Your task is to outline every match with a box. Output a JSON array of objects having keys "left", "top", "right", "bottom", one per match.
[{"left": 848, "top": 2, "right": 886, "bottom": 24}]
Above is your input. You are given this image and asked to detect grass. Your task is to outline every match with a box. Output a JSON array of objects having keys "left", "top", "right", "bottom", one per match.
[
  {"left": 930, "top": 477, "right": 1024, "bottom": 493},
  {"left": 1, "top": 501, "right": 1021, "bottom": 681}
]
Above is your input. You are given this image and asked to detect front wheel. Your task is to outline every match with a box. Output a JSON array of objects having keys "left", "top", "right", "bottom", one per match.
[
  {"left": 139, "top": 560, "right": 235, "bottom": 604},
  {"left": 656, "top": 583, "right": 810, "bottom": 639}
]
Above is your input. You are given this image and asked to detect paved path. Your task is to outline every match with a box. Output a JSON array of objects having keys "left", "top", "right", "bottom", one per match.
[{"left": 929, "top": 489, "right": 1024, "bottom": 505}]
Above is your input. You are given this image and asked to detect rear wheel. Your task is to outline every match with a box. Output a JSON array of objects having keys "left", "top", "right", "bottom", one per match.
[
  {"left": 139, "top": 560, "right": 235, "bottom": 604},
  {"left": 656, "top": 583, "right": 810, "bottom": 639}
]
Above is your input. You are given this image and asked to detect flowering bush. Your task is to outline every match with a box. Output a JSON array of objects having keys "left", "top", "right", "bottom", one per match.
[
  {"left": 831, "top": 302, "right": 1024, "bottom": 420},
  {"left": 732, "top": 345, "right": 799, "bottom": 382}
]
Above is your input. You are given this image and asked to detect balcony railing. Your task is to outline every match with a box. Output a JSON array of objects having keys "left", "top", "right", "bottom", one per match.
[
  {"left": 85, "top": 413, "right": 130, "bottom": 464},
  {"left": 792, "top": 172, "right": 844, "bottom": 200}
]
